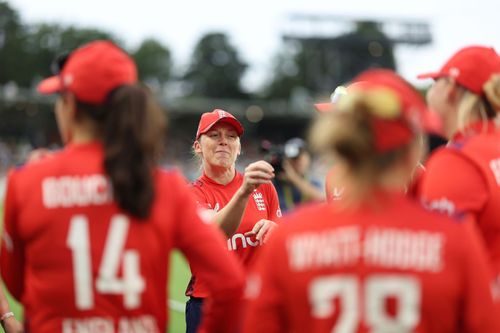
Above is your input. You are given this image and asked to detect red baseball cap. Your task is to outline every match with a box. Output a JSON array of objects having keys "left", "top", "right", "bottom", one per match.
[
  {"left": 314, "top": 82, "right": 368, "bottom": 113},
  {"left": 348, "top": 69, "right": 442, "bottom": 152},
  {"left": 196, "top": 109, "right": 244, "bottom": 139},
  {"left": 417, "top": 45, "right": 500, "bottom": 95},
  {"left": 37, "top": 40, "right": 137, "bottom": 104},
  {"left": 314, "top": 86, "right": 349, "bottom": 113}
]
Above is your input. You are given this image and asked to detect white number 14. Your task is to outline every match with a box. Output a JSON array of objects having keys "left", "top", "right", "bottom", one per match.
[{"left": 67, "top": 215, "right": 145, "bottom": 310}]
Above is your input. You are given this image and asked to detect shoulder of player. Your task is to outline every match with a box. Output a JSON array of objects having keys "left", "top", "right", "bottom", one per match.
[
  {"left": 155, "top": 167, "right": 190, "bottom": 186},
  {"left": 405, "top": 195, "right": 473, "bottom": 235},
  {"left": 7, "top": 148, "right": 67, "bottom": 184},
  {"left": 424, "top": 144, "right": 481, "bottom": 177},
  {"left": 279, "top": 202, "right": 331, "bottom": 230}
]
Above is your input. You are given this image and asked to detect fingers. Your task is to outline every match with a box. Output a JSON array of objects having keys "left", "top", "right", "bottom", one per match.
[
  {"left": 27, "top": 148, "right": 52, "bottom": 164},
  {"left": 262, "top": 222, "right": 278, "bottom": 244},
  {"left": 241, "top": 160, "right": 276, "bottom": 194},
  {"left": 244, "top": 220, "right": 264, "bottom": 237},
  {"left": 245, "top": 160, "right": 275, "bottom": 174},
  {"left": 255, "top": 221, "right": 271, "bottom": 243},
  {"left": 244, "top": 220, "right": 277, "bottom": 244}
]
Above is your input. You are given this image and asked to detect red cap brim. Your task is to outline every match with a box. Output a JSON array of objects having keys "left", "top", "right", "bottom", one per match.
[
  {"left": 314, "top": 103, "right": 335, "bottom": 113},
  {"left": 416, "top": 72, "right": 440, "bottom": 80},
  {"left": 37, "top": 76, "right": 62, "bottom": 95},
  {"left": 197, "top": 117, "right": 244, "bottom": 139}
]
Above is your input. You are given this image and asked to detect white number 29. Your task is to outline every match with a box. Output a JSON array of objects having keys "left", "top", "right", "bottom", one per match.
[
  {"left": 66, "top": 214, "right": 145, "bottom": 310},
  {"left": 309, "top": 274, "right": 420, "bottom": 333}
]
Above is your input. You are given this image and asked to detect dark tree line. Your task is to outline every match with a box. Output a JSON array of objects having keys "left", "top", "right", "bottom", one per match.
[{"left": 1, "top": 1, "right": 396, "bottom": 101}]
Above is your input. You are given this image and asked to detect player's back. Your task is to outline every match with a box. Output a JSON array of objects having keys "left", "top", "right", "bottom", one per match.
[
  {"left": 245, "top": 191, "right": 498, "bottom": 333},
  {"left": 2, "top": 143, "right": 193, "bottom": 332}
]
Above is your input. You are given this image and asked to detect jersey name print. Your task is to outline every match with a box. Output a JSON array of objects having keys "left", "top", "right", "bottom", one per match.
[{"left": 42, "top": 175, "right": 112, "bottom": 208}]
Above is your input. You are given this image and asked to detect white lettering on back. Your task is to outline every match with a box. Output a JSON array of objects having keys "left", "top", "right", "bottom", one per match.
[
  {"left": 62, "top": 316, "right": 159, "bottom": 333},
  {"left": 287, "top": 226, "right": 360, "bottom": 271},
  {"left": 286, "top": 226, "right": 444, "bottom": 273},
  {"left": 42, "top": 175, "right": 112, "bottom": 208}
]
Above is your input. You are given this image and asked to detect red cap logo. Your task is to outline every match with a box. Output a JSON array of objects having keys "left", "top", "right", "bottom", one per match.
[{"left": 196, "top": 109, "right": 244, "bottom": 139}]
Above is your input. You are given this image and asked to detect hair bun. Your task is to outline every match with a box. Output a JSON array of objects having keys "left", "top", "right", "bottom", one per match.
[{"left": 484, "top": 74, "right": 500, "bottom": 111}]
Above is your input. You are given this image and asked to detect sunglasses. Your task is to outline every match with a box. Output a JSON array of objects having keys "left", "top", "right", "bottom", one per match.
[{"left": 50, "top": 51, "right": 71, "bottom": 75}]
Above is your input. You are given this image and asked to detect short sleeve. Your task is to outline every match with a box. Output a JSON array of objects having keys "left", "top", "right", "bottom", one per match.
[
  {"left": 458, "top": 220, "right": 500, "bottom": 332},
  {"left": 189, "top": 183, "right": 212, "bottom": 210},
  {"left": 0, "top": 169, "right": 25, "bottom": 300},
  {"left": 266, "top": 183, "right": 282, "bottom": 221},
  {"left": 243, "top": 225, "right": 288, "bottom": 333},
  {"left": 418, "top": 149, "right": 488, "bottom": 217}
]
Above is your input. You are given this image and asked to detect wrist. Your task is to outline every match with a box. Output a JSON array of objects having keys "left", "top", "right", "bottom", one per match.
[
  {"left": 0, "top": 311, "right": 14, "bottom": 322},
  {"left": 237, "top": 186, "right": 253, "bottom": 198}
]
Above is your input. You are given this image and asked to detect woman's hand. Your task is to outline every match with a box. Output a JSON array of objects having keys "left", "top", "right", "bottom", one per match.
[
  {"left": 1, "top": 314, "right": 23, "bottom": 333},
  {"left": 244, "top": 219, "right": 278, "bottom": 244},
  {"left": 239, "top": 160, "right": 275, "bottom": 197},
  {"left": 26, "top": 148, "right": 53, "bottom": 164}
]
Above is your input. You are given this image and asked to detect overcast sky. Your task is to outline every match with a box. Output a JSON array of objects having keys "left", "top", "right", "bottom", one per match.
[{"left": 7, "top": 0, "right": 500, "bottom": 91}]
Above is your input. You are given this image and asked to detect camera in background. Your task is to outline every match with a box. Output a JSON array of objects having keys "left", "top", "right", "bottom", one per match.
[{"left": 260, "top": 138, "right": 306, "bottom": 173}]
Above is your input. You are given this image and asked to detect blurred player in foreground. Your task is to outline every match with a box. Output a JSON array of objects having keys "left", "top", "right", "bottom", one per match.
[
  {"left": 315, "top": 82, "right": 439, "bottom": 202},
  {"left": 243, "top": 69, "right": 498, "bottom": 333},
  {"left": 416, "top": 45, "right": 500, "bottom": 308},
  {"left": 185, "top": 109, "right": 281, "bottom": 333},
  {"left": 0, "top": 40, "right": 244, "bottom": 333}
]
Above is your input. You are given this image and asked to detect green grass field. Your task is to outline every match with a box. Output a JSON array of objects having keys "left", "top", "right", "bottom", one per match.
[{"left": 4, "top": 251, "right": 191, "bottom": 333}]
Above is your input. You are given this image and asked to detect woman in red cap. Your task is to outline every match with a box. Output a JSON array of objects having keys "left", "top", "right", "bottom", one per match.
[
  {"left": 0, "top": 40, "right": 245, "bottom": 333},
  {"left": 243, "top": 69, "right": 498, "bottom": 333},
  {"left": 416, "top": 45, "right": 500, "bottom": 309},
  {"left": 185, "top": 108, "right": 281, "bottom": 333}
]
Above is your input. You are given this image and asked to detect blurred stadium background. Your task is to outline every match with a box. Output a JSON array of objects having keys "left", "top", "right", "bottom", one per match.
[{"left": 0, "top": 0, "right": 435, "bottom": 331}]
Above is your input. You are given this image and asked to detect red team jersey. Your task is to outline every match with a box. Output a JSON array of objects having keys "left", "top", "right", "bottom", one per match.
[
  {"left": 418, "top": 121, "right": 500, "bottom": 277},
  {"left": 186, "top": 172, "right": 281, "bottom": 298},
  {"left": 243, "top": 192, "right": 498, "bottom": 333},
  {"left": 0, "top": 142, "right": 244, "bottom": 333}
]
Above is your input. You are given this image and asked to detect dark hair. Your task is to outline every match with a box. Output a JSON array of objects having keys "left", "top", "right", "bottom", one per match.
[{"left": 75, "top": 84, "right": 166, "bottom": 219}]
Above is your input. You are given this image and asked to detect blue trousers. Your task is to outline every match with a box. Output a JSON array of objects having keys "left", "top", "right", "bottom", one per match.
[{"left": 185, "top": 297, "right": 204, "bottom": 333}]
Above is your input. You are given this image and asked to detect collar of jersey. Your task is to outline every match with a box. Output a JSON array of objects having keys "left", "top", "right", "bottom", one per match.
[
  {"left": 452, "top": 119, "right": 498, "bottom": 142},
  {"left": 66, "top": 140, "right": 103, "bottom": 152},
  {"left": 201, "top": 171, "right": 241, "bottom": 188}
]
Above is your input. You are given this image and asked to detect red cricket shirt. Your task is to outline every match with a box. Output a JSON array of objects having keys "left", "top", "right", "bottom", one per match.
[
  {"left": 186, "top": 172, "right": 281, "bottom": 298},
  {"left": 1, "top": 142, "right": 244, "bottom": 333},
  {"left": 244, "top": 191, "right": 498, "bottom": 333}
]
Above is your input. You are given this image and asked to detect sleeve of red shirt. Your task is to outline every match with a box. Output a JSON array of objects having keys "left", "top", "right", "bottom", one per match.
[
  {"left": 189, "top": 183, "right": 212, "bottom": 209},
  {"left": 266, "top": 183, "right": 282, "bottom": 221},
  {"left": 458, "top": 219, "right": 500, "bottom": 332},
  {"left": 171, "top": 173, "right": 244, "bottom": 333},
  {"left": 0, "top": 169, "right": 25, "bottom": 301},
  {"left": 418, "top": 149, "right": 488, "bottom": 216},
  {"left": 243, "top": 226, "right": 289, "bottom": 333}
]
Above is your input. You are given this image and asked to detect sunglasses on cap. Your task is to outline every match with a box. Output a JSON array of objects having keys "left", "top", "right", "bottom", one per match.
[{"left": 50, "top": 51, "right": 71, "bottom": 76}]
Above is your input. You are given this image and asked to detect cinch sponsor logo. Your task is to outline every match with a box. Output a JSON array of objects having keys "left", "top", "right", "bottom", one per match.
[{"left": 227, "top": 233, "right": 261, "bottom": 251}]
